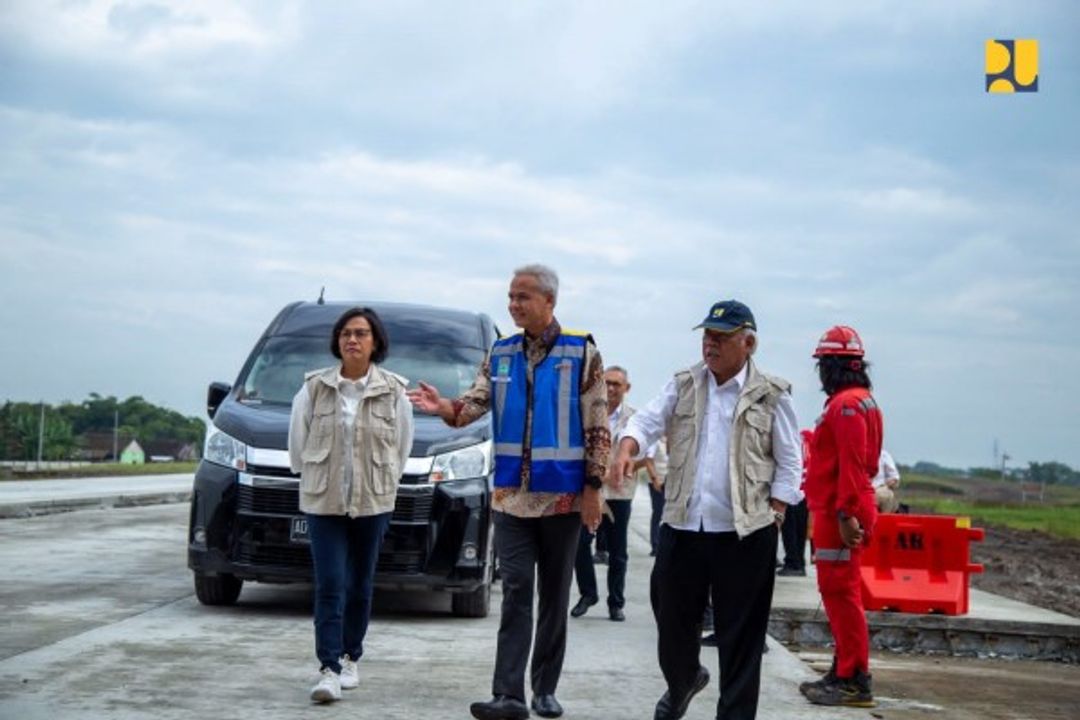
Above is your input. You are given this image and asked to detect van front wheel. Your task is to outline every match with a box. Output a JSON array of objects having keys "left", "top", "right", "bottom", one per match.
[
  {"left": 451, "top": 582, "right": 490, "bottom": 618},
  {"left": 194, "top": 572, "right": 242, "bottom": 606}
]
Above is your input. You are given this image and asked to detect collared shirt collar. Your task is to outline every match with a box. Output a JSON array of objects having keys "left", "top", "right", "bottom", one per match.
[
  {"left": 523, "top": 317, "right": 561, "bottom": 353},
  {"left": 337, "top": 365, "right": 372, "bottom": 389},
  {"left": 707, "top": 362, "right": 749, "bottom": 393}
]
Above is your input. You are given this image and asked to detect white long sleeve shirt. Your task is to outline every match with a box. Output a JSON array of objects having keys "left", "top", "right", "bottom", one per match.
[
  {"left": 872, "top": 449, "right": 900, "bottom": 488},
  {"left": 623, "top": 363, "right": 803, "bottom": 532}
]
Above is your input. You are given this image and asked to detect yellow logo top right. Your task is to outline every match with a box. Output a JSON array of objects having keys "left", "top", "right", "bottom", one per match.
[{"left": 986, "top": 39, "right": 1038, "bottom": 93}]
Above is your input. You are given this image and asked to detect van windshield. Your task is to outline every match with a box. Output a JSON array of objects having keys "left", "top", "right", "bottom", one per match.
[{"left": 238, "top": 335, "right": 485, "bottom": 406}]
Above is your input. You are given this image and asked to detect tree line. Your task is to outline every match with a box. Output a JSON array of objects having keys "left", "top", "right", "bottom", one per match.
[
  {"left": 0, "top": 394, "right": 205, "bottom": 461},
  {"left": 912, "top": 460, "right": 1080, "bottom": 486}
]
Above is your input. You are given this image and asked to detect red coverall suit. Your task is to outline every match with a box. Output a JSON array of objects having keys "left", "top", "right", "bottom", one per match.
[{"left": 804, "top": 386, "right": 883, "bottom": 679}]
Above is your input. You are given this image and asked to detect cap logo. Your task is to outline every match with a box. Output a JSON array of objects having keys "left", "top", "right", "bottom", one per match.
[{"left": 712, "top": 308, "right": 725, "bottom": 318}]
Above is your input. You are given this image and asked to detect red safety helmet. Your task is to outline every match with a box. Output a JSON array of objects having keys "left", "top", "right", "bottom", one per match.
[{"left": 812, "top": 325, "right": 865, "bottom": 358}]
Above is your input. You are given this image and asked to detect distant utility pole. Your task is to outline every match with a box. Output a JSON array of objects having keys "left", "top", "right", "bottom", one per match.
[
  {"left": 113, "top": 409, "right": 119, "bottom": 462},
  {"left": 36, "top": 401, "right": 45, "bottom": 466}
]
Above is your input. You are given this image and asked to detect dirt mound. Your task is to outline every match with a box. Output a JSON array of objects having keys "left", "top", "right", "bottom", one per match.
[{"left": 970, "top": 524, "right": 1080, "bottom": 619}]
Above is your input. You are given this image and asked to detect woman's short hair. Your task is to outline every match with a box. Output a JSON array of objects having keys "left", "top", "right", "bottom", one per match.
[
  {"left": 330, "top": 306, "right": 389, "bottom": 364},
  {"left": 816, "top": 354, "right": 872, "bottom": 396}
]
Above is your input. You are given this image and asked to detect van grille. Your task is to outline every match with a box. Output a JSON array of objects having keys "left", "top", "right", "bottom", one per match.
[{"left": 237, "top": 484, "right": 434, "bottom": 525}]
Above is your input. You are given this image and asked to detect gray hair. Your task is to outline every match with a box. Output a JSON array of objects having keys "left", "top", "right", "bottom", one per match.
[
  {"left": 513, "top": 263, "right": 559, "bottom": 304},
  {"left": 605, "top": 365, "right": 629, "bottom": 382},
  {"left": 742, "top": 328, "right": 758, "bottom": 356}
]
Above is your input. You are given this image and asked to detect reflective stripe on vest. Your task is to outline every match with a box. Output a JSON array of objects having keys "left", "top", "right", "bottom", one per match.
[
  {"left": 815, "top": 548, "right": 852, "bottom": 562},
  {"left": 489, "top": 332, "right": 587, "bottom": 493}
]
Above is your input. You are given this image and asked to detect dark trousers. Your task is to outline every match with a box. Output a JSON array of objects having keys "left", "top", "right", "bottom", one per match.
[
  {"left": 594, "top": 519, "right": 609, "bottom": 554},
  {"left": 651, "top": 524, "right": 778, "bottom": 720},
  {"left": 780, "top": 499, "right": 808, "bottom": 571},
  {"left": 307, "top": 512, "right": 391, "bottom": 673},
  {"left": 574, "top": 498, "right": 632, "bottom": 608},
  {"left": 648, "top": 483, "right": 665, "bottom": 554},
  {"left": 492, "top": 511, "right": 580, "bottom": 701}
]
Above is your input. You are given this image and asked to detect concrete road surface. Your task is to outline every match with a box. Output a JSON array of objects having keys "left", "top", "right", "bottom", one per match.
[{"left": 0, "top": 500, "right": 846, "bottom": 720}]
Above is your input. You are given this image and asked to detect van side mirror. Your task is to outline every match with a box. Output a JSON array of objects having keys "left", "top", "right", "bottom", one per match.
[{"left": 207, "top": 382, "right": 232, "bottom": 418}]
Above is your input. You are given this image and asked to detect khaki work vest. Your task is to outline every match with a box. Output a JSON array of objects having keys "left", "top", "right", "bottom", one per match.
[
  {"left": 298, "top": 365, "right": 407, "bottom": 517},
  {"left": 663, "top": 360, "right": 790, "bottom": 537}
]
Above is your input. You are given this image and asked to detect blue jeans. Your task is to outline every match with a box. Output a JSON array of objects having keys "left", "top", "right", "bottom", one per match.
[{"left": 307, "top": 512, "right": 391, "bottom": 673}]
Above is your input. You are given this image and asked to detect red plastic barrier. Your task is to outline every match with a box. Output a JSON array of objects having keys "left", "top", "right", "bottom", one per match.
[{"left": 859, "top": 514, "right": 984, "bottom": 615}]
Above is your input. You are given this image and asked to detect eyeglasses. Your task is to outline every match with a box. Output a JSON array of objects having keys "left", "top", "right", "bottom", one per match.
[{"left": 340, "top": 329, "right": 372, "bottom": 340}]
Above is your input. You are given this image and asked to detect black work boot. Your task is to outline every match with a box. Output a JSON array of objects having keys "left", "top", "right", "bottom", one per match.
[
  {"left": 802, "top": 668, "right": 875, "bottom": 708},
  {"left": 798, "top": 656, "right": 837, "bottom": 696}
]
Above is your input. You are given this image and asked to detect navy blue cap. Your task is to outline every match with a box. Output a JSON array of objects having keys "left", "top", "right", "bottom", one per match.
[{"left": 692, "top": 300, "right": 756, "bottom": 332}]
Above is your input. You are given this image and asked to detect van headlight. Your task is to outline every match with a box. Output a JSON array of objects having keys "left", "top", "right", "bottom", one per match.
[
  {"left": 204, "top": 426, "right": 247, "bottom": 471},
  {"left": 430, "top": 440, "right": 491, "bottom": 482}
]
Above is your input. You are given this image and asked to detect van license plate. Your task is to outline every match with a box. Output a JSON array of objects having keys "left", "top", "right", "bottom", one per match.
[{"left": 289, "top": 516, "right": 310, "bottom": 544}]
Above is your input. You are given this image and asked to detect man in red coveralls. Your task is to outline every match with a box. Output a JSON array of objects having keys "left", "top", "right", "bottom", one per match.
[{"left": 800, "top": 325, "right": 882, "bottom": 708}]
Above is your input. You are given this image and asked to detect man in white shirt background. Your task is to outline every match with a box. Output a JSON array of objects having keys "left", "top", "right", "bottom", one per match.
[
  {"left": 873, "top": 449, "right": 901, "bottom": 513},
  {"left": 571, "top": 365, "right": 636, "bottom": 621},
  {"left": 610, "top": 300, "right": 803, "bottom": 720}
]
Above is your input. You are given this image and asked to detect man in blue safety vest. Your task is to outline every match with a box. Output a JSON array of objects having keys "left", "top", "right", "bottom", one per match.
[{"left": 408, "top": 264, "right": 609, "bottom": 720}]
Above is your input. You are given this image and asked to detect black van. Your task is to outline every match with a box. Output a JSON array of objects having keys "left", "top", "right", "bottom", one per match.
[{"left": 188, "top": 300, "right": 497, "bottom": 617}]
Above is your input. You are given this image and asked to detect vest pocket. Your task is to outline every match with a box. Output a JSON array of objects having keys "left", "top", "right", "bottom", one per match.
[
  {"left": 743, "top": 406, "right": 773, "bottom": 456},
  {"left": 371, "top": 445, "right": 399, "bottom": 496},
  {"left": 369, "top": 396, "right": 396, "bottom": 427},
  {"left": 742, "top": 461, "right": 774, "bottom": 513},
  {"left": 666, "top": 392, "right": 695, "bottom": 502},
  {"left": 300, "top": 444, "right": 331, "bottom": 495}
]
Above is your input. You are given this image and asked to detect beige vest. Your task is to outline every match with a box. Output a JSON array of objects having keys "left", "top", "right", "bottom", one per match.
[
  {"left": 298, "top": 365, "right": 407, "bottom": 517},
  {"left": 662, "top": 359, "right": 791, "bottom": 537}
]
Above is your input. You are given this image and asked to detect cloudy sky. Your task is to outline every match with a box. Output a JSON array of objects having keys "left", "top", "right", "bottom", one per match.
[{"left": 2, "top": 1, "right": 1078, "bottom": 469}]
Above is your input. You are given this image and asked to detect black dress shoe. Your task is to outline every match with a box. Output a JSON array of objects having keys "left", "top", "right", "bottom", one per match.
[
  {"left": 469, "top": 695, "right": 529, "bottom": 720},
  {"left": 570, "top": 595, "right": 597, "bottom": 618},
  {"left": 608, "top": 606, "right": 625, "bottom": 622},
  {"left": 777, "top": 566, "right": 807, "bottom": 577},
  {"left": 653, "top": 665, "right": 709, "bottom": 720},
  {"left": 531, "top": 693, "right": 564, "bottom": 718}
]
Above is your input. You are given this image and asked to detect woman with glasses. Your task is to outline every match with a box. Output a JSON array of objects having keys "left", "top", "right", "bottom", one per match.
[{"left": 288, "top": 306, "right": 414, "bottom": 703}]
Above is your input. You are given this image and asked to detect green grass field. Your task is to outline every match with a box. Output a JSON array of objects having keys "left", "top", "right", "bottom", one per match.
[
  {"left": 908, "top": 499, "right": 1080, "bottom": 540},
  {"left": 0, "top": 461, "right": 197, "bottom": 481},
  {"left": 900, "top": 471, "right": 1080, "bottom": 540}
]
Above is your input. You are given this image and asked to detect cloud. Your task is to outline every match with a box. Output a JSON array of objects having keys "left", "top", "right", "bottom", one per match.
[
  {"left": 4, "top": 0, "right": 282, "bottom": 57},
  {"left": 1, "top": 1, "right": 1078, "bottom": 471}
]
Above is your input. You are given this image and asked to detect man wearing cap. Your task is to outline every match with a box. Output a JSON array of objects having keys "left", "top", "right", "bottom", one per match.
[{"left": 610, "top": 300, "right": 803, "bottom": 720}]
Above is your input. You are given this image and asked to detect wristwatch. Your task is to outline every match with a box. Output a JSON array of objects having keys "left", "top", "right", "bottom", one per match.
[{"left": 583, "top": 476, "right": 603, "bottom": 490}]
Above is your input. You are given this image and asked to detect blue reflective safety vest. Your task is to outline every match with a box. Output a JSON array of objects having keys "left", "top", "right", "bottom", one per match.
[{"left": 489, "top": 330, "right": 589, "bottom": 493}]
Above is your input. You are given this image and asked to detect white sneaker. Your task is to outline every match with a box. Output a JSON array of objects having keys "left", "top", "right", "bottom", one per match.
[
  {"left": 310, "top": 667, "right": 342, "bottom": 703},
  {"left": 339, "top": 656, "right": 359, "bottom": 690}
]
